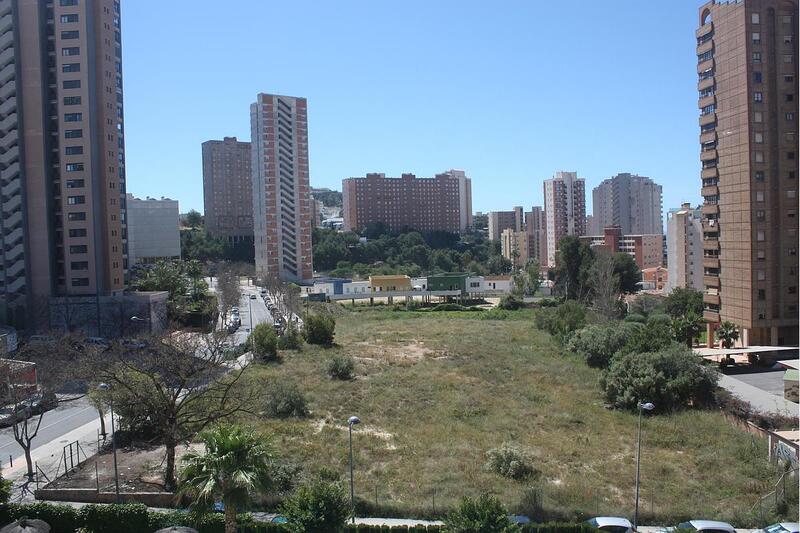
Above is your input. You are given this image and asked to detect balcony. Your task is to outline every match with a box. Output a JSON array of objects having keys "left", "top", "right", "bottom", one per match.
[
  {"left": 697, "top": 58, "right": 715, "bottom": 74},
  {"left": 700, "top": 150, "right": 718, "bottom": 163},
  {"left": 699, "top": 113, "right": 717, "bottom": 127},
  {"left": 704, "top": 275, "right": 720, "bottom": 288},
  {"left": 703, "top": 257, "right": 720, "bottom": 270},
  {"left": 701, "top": 184, "right": 719, "bottom": 197},
  {"left": 703, "top": 236, "right": 719, "bottom": 250},
  {"left": 698, "top": 94, "right": 716, "bottom": 110},
  {"left": 701, "top": 167, "right": 718, "bottom": 179},
  {"left": 703, "top": 292, "right": 721, "bottom": 306},
  {"left": 698, "top": 77, "right": 715, "bottom": 92},
  {"left": 704, "top": 309, "right": 720, "bottom": 322},
  {"left": 696, "top": 39, "right": 714, "bottom": 56},
  {"left": 696, "top": 22, "right": 713, "bottom": 39},
  {"left": 700, "top": 131, "right": 717, "bottom": 145}
]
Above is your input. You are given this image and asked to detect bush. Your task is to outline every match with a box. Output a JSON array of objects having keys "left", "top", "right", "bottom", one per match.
[
  {"left": 0, "top": 469, "right": 11, "bottom": 504},
  {"left": 281, "top": 478, "right": 351, "bottom": 533},
  {"left": 537, "top": 298, "right": 560, "bottom": 307},
  {"left": 485, "top": 443, "right": 537, "bottom": 481},
  {"left": 263, "top": 378, "right": 308, "bottom": 418},
  {"left": 327, "top": 355, "right": 355, "bottom": 380},
  {"left": 77, "top": 503, "right": 150, "bottom": 533},
  {"left": 601, "top": 344, "right": 718, "bottom": 411},
  {"left": 623, "top": 313, "right": 646, "bottom": 324},
  {"left": 278, "top": 320, "right": 303, "bottom": 350},
  {"left": 617, "top": 314, "right": 679, "bottom": 356},
  {"left": 444, "top": 494, "right": 520, "bottom": 532},
  {"left": 304, "top": 314, "right": 336, "bottom": 346},
  {"left": 498, "top": 295, "right": 524, "bottom": 310},
  {"left": 534, "top": 301, "right": 586, "bottom": 343},
  {"left": 249, "top": 322, "right": 279, "bottom": 362},
  {"left": 0, "top": 502, "right": 80, "bottom": 533},
  {"left": 566, "top": 324, "right": 635, "bottom": 368}
]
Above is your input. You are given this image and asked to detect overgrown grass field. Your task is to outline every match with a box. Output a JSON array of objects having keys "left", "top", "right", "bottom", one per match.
[{"left": 243, "top": 308, "right": 788, "bottom": 524}]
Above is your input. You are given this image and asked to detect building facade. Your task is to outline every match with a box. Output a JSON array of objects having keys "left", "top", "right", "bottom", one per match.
[
  {"left": 642, "top": 266, "right": 669, "bottom": 291},
  {"left": 697, "top": 0, "right": 798, "bottom": 345},
  {"left": 201, "top": 136, "right": 253, "bottom": 243},
  {"left": 525, "top": 206, "right": 547, "bottom": 266},
  {"left": 590, "top": 173, "right": 663, "bottom": 235},
  {"left": 126, "top": 195, "right": 180, "bottom": 265},
  {"left": 251, "top": 94, "right": 313, "bottom": 282},
  {"left": 487, "top": 207, "right": 523, "bottom": 241},
  {"left": 580, "top": 226, "right": 664, "bottom": 270},
  {"left": 543, "top": 171, "right": 586, "bottom": 267},
  {"left": 0, "top": 0, "right": 127, "bottom": 328},
  {"left": 666, "top": 203, "right": 704, "bottom": 292},
  {"left": 342, "top": 170, "right": 472, "bottom": 233},
  {"left": 500, "top": 228, "right": 528, "bottom": 269}
]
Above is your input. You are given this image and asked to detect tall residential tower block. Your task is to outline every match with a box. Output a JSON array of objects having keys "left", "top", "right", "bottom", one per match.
[
  {"left": 202, "top": 137, "right": 253, "bottom": 244},
  {"left": 543, "top": 172, "right": 586, "bottom": 267},
  {"left": 590, "top": 173, "right": 663, "bottom": 235}
]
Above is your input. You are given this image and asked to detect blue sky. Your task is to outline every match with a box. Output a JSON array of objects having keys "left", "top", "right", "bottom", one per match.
[{"left": 122, "top": 1, "right": 702, "bottom": 217}]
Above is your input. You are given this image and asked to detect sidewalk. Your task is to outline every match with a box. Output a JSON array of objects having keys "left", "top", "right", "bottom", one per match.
[
  {"left": 718, "top": 373, "right": 800, "bottom": 417},
  {"left": 5, "top": 413, "right": 110, "bottom": 503}
]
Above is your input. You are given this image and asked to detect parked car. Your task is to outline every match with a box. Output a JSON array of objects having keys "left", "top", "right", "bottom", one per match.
[
  {"left": 662, "top": 521, "right": 736, "bottom": 533},
  {"left": 231, "top": 316, "right": 241, "bottom": 326},
  {"left": 231, "top": 306, "right": 239, "bottom": 314},
  {"left": 227, "top": 323, "right": 239, "bottom": 334},
  {"left": 587, "top": 517, "right": 633, "bottom": 533},
  {"left": 759, "top": 524, "right": 799, "bottom": 533},
  {"left": 249, "top": 294, "right": 257, "bottom": 299}
]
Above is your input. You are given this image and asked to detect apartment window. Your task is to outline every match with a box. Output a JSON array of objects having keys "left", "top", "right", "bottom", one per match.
[
  {"left": 791, "top": 287, "right": 798, "bottom": 295},
  {"left": 69, "top": 245, "right": 87, "bottom": 254},
  {"left": 787, "top": 35, "right": 794, "bottom": 45},
  {"left": 64, "top": 129, "right": 82, "bottom": 139},
  {"left": 786, "top": 75, "right": 795, "bottom": 83},
  {"left": 788, "top": 132, "right": 796, "bottom": 142},
  {"left": 754, "top": 72, "right": 762, "bottom": 83},
  {"left": 790, "top": 210, "right": 797, "bottom": 219},
  {"left": 757, "top": 230, "right": 766, "bottom": 241},
  {"left": 60, "top": 0, "right": 78, "bottom": 5},
  {"left": 788, "top": 190, "right": 797, "bottom": 199},
  {"left": 784, "top": 55, "right": 794, "bottom": 63},
  {"left": 698, "top": 50, "right": 714, "bottom": 62},
  {"left": 701, "top": 104, "right": 716, "bottom": 115},
  {"left": 60, "top": 14, "right": 79, "bottom": 23},
  {"left": 64, "top": 113, "right": 82, "bottom": 122},
  {"left": 67, "top": 212, "right": 85, "bottom": 221},
  {"left": 65, "top": 145, "right": 83, "bottom": 155},
  {"left": 789, "top": 152, "right": 797, "bottom": 160},
  {"left": 754, "top": 92, "right": 763, "bottom": 102},
  {"left": 757, "top": 289, "right": 766, "bottom": 300},
  {"left": 61, "top": 31, "right": 79, "bottom": 40},
  {"left": 783, "top": 15, "right": 793, "bottom": 23},
  {"left": 65, "top": 163, "right": 83, "bottom": 172},
  {"left": 753, "top": 52, "right": 762, "bottom": 63},
  {"left": 67, "top": 195, "right": 85, "bottom": 205},
  {"left": 757, "top": 250, "right": 766, "bottom": 261},
  {"left": 61, "top": 47, "right": 79, "bottom": 56},
  {"left": 752, "top": 32, "right": 761, "bottom": 44},
  {"left": 66, "top": 179, "right": 84, "bottom": 188},
  {"left": 755, "top": 151, "right": 764, "bottom": 163},
  {"left": 68, "top": 230, "right": 86, "bottom": 239},
  {"left": 756, "top": 210, "right": 766, "bottom": 221},
  {"left": 63, "top": 96, "right": 81, "bottom": 105},
  {"left": 790, "top": 171, "right": 797, "bottom": 180},
  {"left": 757, "top": 270, "right": 766, "bottom": 281},
  {"left": 62, "top": 63, "right": 80, "bottom": 73},
  {"left": 787, "top": 113, "right": 795, "bottom": 121},
  {"left": 71, "top": 278, "right": 89, "bottom": 287},
  {"left": 63, "top": 80, "right": 80, "bottom": 89},
  {"left": 755, "top": 132, "right": 764, "bottom": 143},
  {"left": 790, "top": 248, "right": 798, "bottom": 256},
  {"left": 70, "top": 261, "right": 88, "bottom": 270},
  {"left": 751, "top": 13, "right": 760, "bottom": 23}
]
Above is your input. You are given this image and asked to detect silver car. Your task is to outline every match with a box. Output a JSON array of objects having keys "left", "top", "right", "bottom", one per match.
[
  {"left": 587, "top": 517, "right": 633, "bottom": 533},
  {"left": 759, "top": 524, "right": 799, "bottom": 533}
]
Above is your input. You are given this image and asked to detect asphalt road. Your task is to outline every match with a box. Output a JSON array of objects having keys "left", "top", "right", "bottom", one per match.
[
  {"left": 0, "top": 396, "right": 99, "bottom": 467},
  {"left": 232, "top": 285, "right": 273, "bottom": 344}
]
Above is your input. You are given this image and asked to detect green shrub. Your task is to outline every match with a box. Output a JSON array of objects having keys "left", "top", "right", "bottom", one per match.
[
  {"left": 77, "top": 503, "right": 150, "bottom": 533},
  {"left": 304, "top": 314, "right": 336, "bottom": 346},
  {"left": 444, "top": 494, "right": 519, "bottom": 532},
  {"left": 0, "top": 502, "right": 80, "bottom": 533},
  {"left": 566, "top": 324, "right": 635, "bottom": 368},
  {"left": 278, "top": 320, "right": 303, "bottom": 350},
  {"left": 0, "top": 469, "right": 11, "bottom": 504},
  {"left": 534, "top": 301, "right": 586, "bottom": 343},
  {"left": 327, "top": 355, "right": 355, "bottom": 380},
  {"left": 485, "top": 443, "right": 537, "bottom": 481},
  {"left": 479, "top": 308, "right": 511, "bottom": 320},
  {"left": 623, "top": 313, "right": 646, "bottom": 324},
  {"left": 263, "top": 378, "right": 308, "bottom": 418},
  {"left": 537, "top": 298, "right": 560, "bottom": 307},
  {"left": 249, "top": 322, "right": 279, "bottom": 362},
  {"left": 281, "top": 478, "right": 350, "bottom": 533},
  {"left": 498, "top": 295, "right": 524, "bottom": 310},
  {"left": 617, "top": 314, "right": 680, "bottom": 356},
  {"left": 601, "top": 344, "right": 718, "bottom": 411}
]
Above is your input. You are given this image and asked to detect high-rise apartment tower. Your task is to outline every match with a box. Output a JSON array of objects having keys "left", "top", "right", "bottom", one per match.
[
  {"left": 0, "top": 0, "right": 127, "bottom": 326},
  {"left": 543, "top": 171, "right": 586, "bottom": 267},
  {"left": 666, "top": 203, "right": 704, "bottom": 292},
  {"left": 202, "top": 137, "right": 253, "bottom": 244},
  {"left": 591, "top": 173, "right": 663, "bottom": 235},
  {"left": 251, "top": 93, "right": 313, "bottom": 282},
  {"left": 697, "top": 0, "right": 798, "bottom": 345}
]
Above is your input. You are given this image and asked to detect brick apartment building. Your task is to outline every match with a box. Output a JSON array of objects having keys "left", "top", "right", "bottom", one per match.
[
  {"left": 201, "top": 137, "right": 253, "bottom": 244},
  {"left": 544, "top": 172, "right": 586, "bottom": 267},
  {"left": 342, "top": 170, "right": 472, "bottom": 233},
  {"left": 580, "top": 226, "right": 664, "bottom": 270},
  {"left": 488, "top": 207, "right": 523, "bottom": 240}
]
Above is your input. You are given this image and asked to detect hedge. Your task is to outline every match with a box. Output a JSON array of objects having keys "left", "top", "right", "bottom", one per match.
[{"left": 0, "top": 503, "right": 596, "bottom": 533}]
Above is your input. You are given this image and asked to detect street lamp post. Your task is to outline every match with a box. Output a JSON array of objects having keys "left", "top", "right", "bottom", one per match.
[
  {"left": 348, "top": 416, "right": 361, "bottom": 525},
  {"left": 634, "top": 401, "right": 654, "bottom": 531},
  {"left": 98, "top": 383, "right": 121, "bottom": 503}
]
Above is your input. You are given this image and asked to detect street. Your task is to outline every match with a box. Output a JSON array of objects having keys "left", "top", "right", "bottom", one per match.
[{"left": 229, "top": 283, "right": 274, "bottom": 345}]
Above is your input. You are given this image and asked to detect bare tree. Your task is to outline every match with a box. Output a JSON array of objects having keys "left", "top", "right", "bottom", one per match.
[
  {"left": 590, "top": 250, "right": 621, "bottom": 320},
  {"left": 216, "top": 266, "right": 242, "bottom": 328},
  {"left": 93, "top": 330, "right": 260, "bottom": 490}
]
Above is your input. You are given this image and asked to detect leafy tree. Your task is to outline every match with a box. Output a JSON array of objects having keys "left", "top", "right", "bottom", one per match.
[
  {"left": 249, "top": 323, "right": 278, "bottom": 363},
  {"left": 178, "top": 425, "right": 273, "bottom": 533},
  {"left": 444, "top": 494, "right": 520, "bottom": 533},
  {"left": 534, "top": 300, "right": 587, "bottom": 343},
  {"left": 498, "top": 295, "right": 524, "bottom": 310},
  {"left": 629, "top": 294, "right": 665, "bottom": 317},
  {"left": 670, "top": 311, "right": 704, "bottom": 348},
  {"left": 600, "top": 344, "right": 718, "bottom": 411},
  {"left": 526, "top": 261, "right": 542, "bottom": 296},
  {"left": 612, "top": 252, "right": 641, "bottom": 294},
  {"left": 281, "top": 478, "right": 350, "bottom": 533},
  {"left": 184, "top": 209, "right": 203, "bottom": 228},
  {"left": 278, "top": 320, "right": 303, "bottom": 350},
  {"left": 0, "top": 469, "right": 11, "bottom": 504},
  {"left": 618, "top": 315, "right": 678, "bottom": 355},
  {"left": 303, "top": 314, "right": 336, "bottom": 346},
  {"left": 487, "top": 255, "right": 512, "bottom": 275},
  {"left": 554, "top": 236, "right": 594, "bottom": 300},
  {"left": 716, "top": 321, "right": 740, "bottom": 349},
  {"left": 590, "top": 250, "right": 621, "bottom": 319},
  {"left": 567, "top": 324, "right": 635, "bottom": 368},
  {"left": 180, "top": 228, "right": 225, "bottom": 262},
  {"left": 664, "top": 287, "right": 704, "bottom": 318}
]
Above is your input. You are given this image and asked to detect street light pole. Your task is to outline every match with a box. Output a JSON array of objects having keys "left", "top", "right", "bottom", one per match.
[
  {"left": 348, "top": 416, "right": 360, "bottom": 525},
  {"left": 98, "top": 383, "right": 121, "bottom": 503},
  {"left": 634, "top": 401, "right": 654, "bottom": 531}
]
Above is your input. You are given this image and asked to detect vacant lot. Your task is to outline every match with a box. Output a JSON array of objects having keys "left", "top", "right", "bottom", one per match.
[{"left": 245, "top": 309, "right": 785, "bottom": 523}]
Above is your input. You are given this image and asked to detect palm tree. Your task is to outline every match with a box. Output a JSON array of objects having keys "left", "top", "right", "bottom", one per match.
[
  {"left": 670, "top": 311, "right": 704, "bottom": 348},
  {"left": 716, "top": 320, "right": 740, "bottom": 349},
  {"left": 178, "top": 425, "right": 273, "bottom": 533}
]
